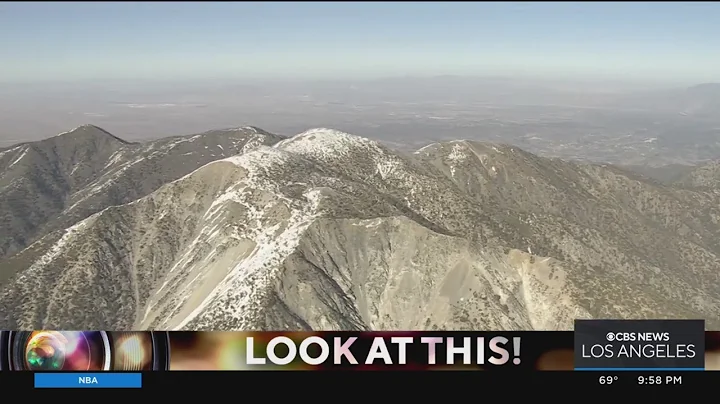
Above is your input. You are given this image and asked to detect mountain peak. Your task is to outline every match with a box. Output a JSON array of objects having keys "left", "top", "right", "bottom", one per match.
[
  {"left": 53, "top": 124, "right": 131, "bottom": 145},
  {"left": 277, "top": 128, "right": 384, "bottom": 158},
  {"left": 295, "top": 127, "right": 369, "bottom": 143},
  {"left": 204, "top": 126, "right": 263, "bottom": 134}
]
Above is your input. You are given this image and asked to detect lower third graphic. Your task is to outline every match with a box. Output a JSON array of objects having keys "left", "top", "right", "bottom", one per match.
[{"left": 574, "top": 319, "right": 705, "bottom": 371}]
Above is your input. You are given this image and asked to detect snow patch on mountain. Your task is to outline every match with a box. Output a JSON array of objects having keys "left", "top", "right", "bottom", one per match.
[
  {"left": 174, "top": 210, "right": 316, "bottom": 329},
  {"left": 277, "top": 128, "right": 379, "bottom": 157},
  {"left": 224, "top": 146, "right": 293, "bottom": 176},
  {"left": 5, "top": 146, "right": 28, "bottom": 169},
  {"left": 65, "top": 156, "right": 148, "bottom": 212},
  {"left": 0, "top": 145, "right": 24, "bottom": 161},
  {"left": 54, "top": 126, "right": 86, "bottom": 137},
  {"left": 447, "top": 143, "right": 469, "bottom": 163},
  {"left": 17, "top": 218, "right": 95, "bottom": 277}
]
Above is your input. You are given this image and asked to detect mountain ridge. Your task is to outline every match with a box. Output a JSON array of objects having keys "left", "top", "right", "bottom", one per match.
[
  {"left": 0, "top": 124, "right": 284, "bottom": 260},
  {"left": 1, "top": 125, "right": 720, "bottom": 331}
]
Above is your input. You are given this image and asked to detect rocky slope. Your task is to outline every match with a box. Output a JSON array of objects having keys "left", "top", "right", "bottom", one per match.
[
  {"left": 1, "top": 127, "right": 719, "bottom": 331},
  {"left": 0, "top": 125, "right": 282, "bottom": 262},
  {"left": 676, "top": 161, "right": 720, "bottom": 189}
]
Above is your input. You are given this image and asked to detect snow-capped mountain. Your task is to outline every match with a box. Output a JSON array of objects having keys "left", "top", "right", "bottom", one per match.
[
  {"left": 0, "top": 125, "right": 282, "bottom": 260},
  {"left": 1, "top": 126, "right": 720, "bottom": 331}
]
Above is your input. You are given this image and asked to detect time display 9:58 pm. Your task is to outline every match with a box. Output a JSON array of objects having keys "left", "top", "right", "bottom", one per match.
[{"left": 637, "top": 375, "right": 683, "bottom": 385}]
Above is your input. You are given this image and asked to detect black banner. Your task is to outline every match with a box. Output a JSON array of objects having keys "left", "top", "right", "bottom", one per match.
[{"left": 0, "top": 371, "right": 714, "bottom": 396}]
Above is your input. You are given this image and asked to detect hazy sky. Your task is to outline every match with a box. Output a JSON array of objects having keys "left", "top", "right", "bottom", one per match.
[{"left": 2, "top": 2, "right": 719, "bottom": 83}]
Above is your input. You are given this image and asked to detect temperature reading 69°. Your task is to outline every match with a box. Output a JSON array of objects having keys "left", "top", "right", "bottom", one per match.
[{"left": 599, "top": 376, "right": 618, "bottom": 385}]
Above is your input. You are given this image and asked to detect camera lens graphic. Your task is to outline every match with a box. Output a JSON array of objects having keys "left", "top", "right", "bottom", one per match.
[
  {"left": 0, "top": 331, "right": 171, "bottom": 371},
  {"left": 25, "top": 332, "right": 68, "bottom": 370},
  {"left": 15, "top": 331, "right": 111, "bottom": 371}
]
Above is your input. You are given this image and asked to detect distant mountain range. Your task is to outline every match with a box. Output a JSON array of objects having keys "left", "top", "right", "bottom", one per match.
[
  {"left": 610, "top": 82, "right": 720, "bottom": 117},
  {"left": 1, "top": 125, "right": 720, "bottom": 330}
]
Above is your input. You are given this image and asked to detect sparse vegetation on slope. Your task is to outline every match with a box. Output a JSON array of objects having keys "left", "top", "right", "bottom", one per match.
[{"left": 1, "top": 126, "right": 719, "bottom": 331}]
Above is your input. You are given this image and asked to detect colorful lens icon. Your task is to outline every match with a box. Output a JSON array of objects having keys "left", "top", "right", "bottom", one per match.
[
  {"left": 25, "top": 331, "right": 69, "bottom": 370},
  {"left": 0, "top": 331, "right": 170, "bottom": 371},
  {"left": 16, "top": 331, "right": 111, "bottom": 371}
]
